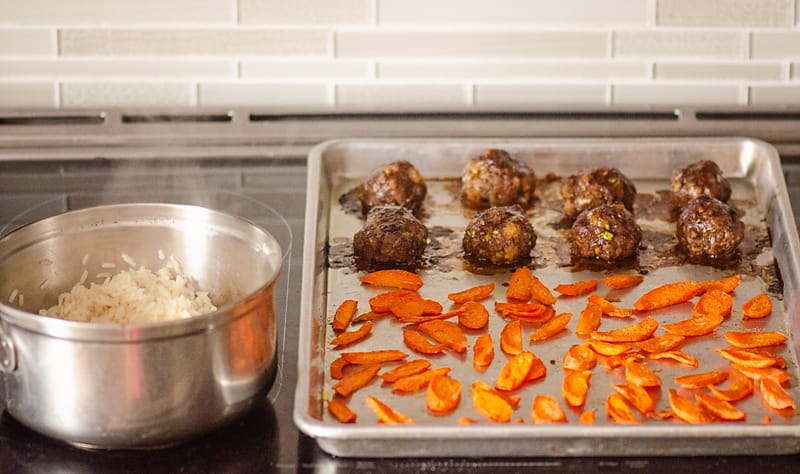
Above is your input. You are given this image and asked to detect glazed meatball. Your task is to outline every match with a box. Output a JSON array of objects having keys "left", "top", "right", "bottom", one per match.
[
  {"left": 676, "top": 195, "right": 743, "bottom": 260},
  {"left": 671, "top": 160, "right": 731, "bottom": 208},
  {"left": 463, "top": 205, "right": 537, "bottom": 267},
  {"left": 571, "top": 203, "right": 641, "bottom": 263},
  {"left": 461, "top": 149, "right": 536, "bottom": 210},
  {"left": 560, "top": 167, "right": 636, "bottom": 219},
  {"left": 353, "top": 206, "right": 428, "bottom": 270},
  {"left": 360, "top": 161, "right": 427, "bottom": 214}
]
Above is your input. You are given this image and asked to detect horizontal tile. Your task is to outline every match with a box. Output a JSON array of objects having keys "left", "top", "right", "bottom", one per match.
[
  {"left": 0, "top": 59, "right": 235, "bottom": 78},
  {"left": 335, "top": 83, "right": 470, "bottom": 107},
  {"left": 0, "top": 82, "right": 57, "bottom": 107},
  {"left": 240, "top": 0, "right": 372, "bottom": 24},
  {"left": 241, "top": 60, "right": 370, "bottom": 79},
  {"left": 654, "top": 62, "right": 783, "bottom": 80},
  {"left": 0, "top": 29, "right": 54, "bottom": 56},
  {"left": 379, "top": 0, "right": 647, "bottom": 26},
  {"left": 656, "top": 0, "right": 793, "bottom": 27},
  {"left": 198, "top": 82, "right": 330, "bottom": 107},
  {"left": 750, "top": 85, "right": 800, "bottom": 105},
  {"left": 378, "top": 61, "right": 649, "bottom": 80},
  {"left": 612, "top": 84, "right": 741, "bottom": 105},
  {"left": 793, "top": 63, "right": 799, "bottom": 79},
  {"left": 614, "top": 30, "right": 744, "bottom": 58},
  {"left": 0, "top": 0, "right": 234, "bottom": 24},
  {"left": 60, "top": 82, "right": 194, "bottom": 107},
  {"left": 751, "top": 32, "right": 800, "bottom": 59},
  {"left": 59, "top": 29, "right": 329, "bottom": 56},
  {"left": 474, "top": 83, "right": 607, "bottom": 106},
  {"left": 337, "top": 31, "right": 609, "bottom": 58}
]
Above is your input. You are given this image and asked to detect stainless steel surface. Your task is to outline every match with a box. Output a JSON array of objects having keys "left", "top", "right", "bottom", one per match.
[
  {"left": 297, "top": 138, "right": 800, "bottom": 457},
  {"left": 0, "top": 202, "right": 285, "bottom": 448}
]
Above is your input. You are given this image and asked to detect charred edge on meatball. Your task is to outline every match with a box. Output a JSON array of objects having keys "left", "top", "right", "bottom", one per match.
[
  {"left": 570, "top": 203, "right": 641, "bottom": 263},
  {"left": 560, "top": 167, "right": 637, "bottom": 220},
  {"left": 670, "top": 160, "right": 731, "bottom": 209},
  {"left": 359, "top": 160, "right": 427, "bottom": 215},
  {"left": 460, "top": 149, "right": 536, "bottom": 210},
  {"left": 676, "top": 195, "right": 743, "bottom": 261},
  {"left": 353, "top": 205, "right": 428, "bottom": 271},
  {"left": 462, "top": 205, "right": 537, "bottom": 267}
]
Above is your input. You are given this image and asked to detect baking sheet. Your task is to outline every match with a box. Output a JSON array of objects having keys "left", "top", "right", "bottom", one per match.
[{"left": 295, "top": 138, "right": 800, "bottom": 457}]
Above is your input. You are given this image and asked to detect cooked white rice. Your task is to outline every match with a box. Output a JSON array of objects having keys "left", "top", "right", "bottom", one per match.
[{"left": 40, "top": 258, "right": 217, "bottom": 324}]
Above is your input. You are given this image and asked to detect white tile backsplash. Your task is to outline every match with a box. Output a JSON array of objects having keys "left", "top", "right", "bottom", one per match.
[
  {"left": 240, "top": 0, "right": 373, "bottom": 25},
  {"left": 614, "top": 31, "right": 745, "bottom": 58},
  {"left": 61, "top": 82, "right": 195, "bottom": 107},
  {"left": 241, "top": 60, "right": 371, "bottom": 79},
  {"left": 613, "top": 83, "right": 742, "bottom": 105},
  {"left": 750, "top": 85, "right": 800, "bottom": 104},
  {"left": 656, "top": 0, "right": 794, "bottom": 27},
  {"left": 0, "top": 59, "right": 235, "bottom": 78},
  {"left": 378, "top": 61, "right": 649, "bottom": 80},
  {"left": 0, "top": 0, "right": 235, "bottom": 24},
  {"left": 475, "top": 83, "right": 608, "bottom": 106},
  {"left": 0, "top": 29, "right": 54, "bottom": 56},
  {"left": 654, "top": 62, "right": 783, "bottom": 80},
  {"left": 335, "top": 83, "right": 470, "bottom": 107},
  {"left": 199, "top": 82, "right": 331, "bottom": 107},
  {"left": 0, "top": 82, "right": 57, "bottom": 107}
]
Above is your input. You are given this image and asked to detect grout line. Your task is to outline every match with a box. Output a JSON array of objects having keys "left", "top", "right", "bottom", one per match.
[
  {"left": 647, "top": 0, "right": 657, "bottom": 27},
  {"left": 372, "top": 0, "right": 379, "bottom": 26},
  {"left": 233, "top": 0, "right": 241, "bottom": 24}
]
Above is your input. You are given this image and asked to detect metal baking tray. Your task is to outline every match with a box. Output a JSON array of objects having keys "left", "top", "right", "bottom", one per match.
[{"left": 295, "top": 138, "right": 800, "bottom": 457}]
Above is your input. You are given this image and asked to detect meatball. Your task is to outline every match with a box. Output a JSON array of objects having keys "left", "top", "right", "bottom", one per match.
[
  {"left": 360, "top": 161, "right": 427, "bottom": 214},
  {"left": 353, "top": 206, "right": 428, "bottom": 270},
  {"left": 671, "top": 160, "right": 731, "bottom": 208},
  {"left": 461, "top": 149, "right": 536, "bottom": 210},
  {"left": 463, "top": 206, "right": 537, "bottom": 266},
  {"left": 560, "top": 167, "right": 636, "bottom": 219},
  {"left": 571, "top": 203, "right": 641, "bottom": 263},
  {"left": 676, "top": 195, "right": 743, "bottom": 260}
]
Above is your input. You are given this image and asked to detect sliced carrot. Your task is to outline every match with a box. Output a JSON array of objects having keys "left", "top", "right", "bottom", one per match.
[
  {"left": 341, "top": 350, "right": 408, "bottom": 365},
  {"left": 494, "top": 301, "right": 551, "bottom": 322},
  {"left": 586, "top": 339, "right": 632, "bottom": 357},
  {"left": 500, "top": 319, "right": 523, "bottom": 355},
  {"left": 333, "top": 364, "right": 380, "bottom": 397},
  {"left": 332, "top": 299, "right": 358, "bottom": 332},
  {"left": 474, "top": 380, "right": 522, "bottom": 408},
  {"left": 698, "top": 274, "right": 740, "bottom": 293},
  {"left": 725, "top": 331, "right": 787, "bottom": 349},
  {"left": 576, "top": 301, "right": 602, "bottom": 336},
  {"left": 563, "top": 370, "right": 593, "bottom": 408},
  {"left": 742, "top": 293, "right": 772, "bottom": 319},
  {"left": 661, "top": 312, "right": 723, "bottom": 337},
  {"left": 471, "top": 381, "right": 513, "bottom": 423},
  {"left": 674, "top": 370, "right": 728, "bottom": 389},
  {"left": 530, "top": 275, "right": 557, "bottom": 305},
  {"left": 604, "top": 352, "right": 645, "bottom": 371},
  {"left": 458, "top": 301, "right": 489, "bottom": 330},
  {"left": 554, "top": 279, "right": 598, "bottom": 297},
  {"left": 417, "top": 319, "right": 468, "bottom": 353},
  {"left": 579, "top": 410, "right": 596, "bottom": 424},
  {"left": 330, "top": 356, "right": 349, "bottom": 379},
  {"left": 694, "top": 393, "right": 746, "bottom": 421},
  {"left": 403, "top": 329, "right": 446, "bottom": 355},
  {"left": 587, "top": 293, "right": 635, "bottom": 318},
  {"left": 606, "top": 392, "right": 640, "bottom": 424},
  {"left": 531, "top": 395, "right": 567, "bottom": 424},
  {"left": 360, "top": 269, "right": 423, "bottom": 291},
  {"left": 563, "top": 344, "right": 598, "bottom": 371},
  {"left": 392, "top": 367, "right": 451, "bottom": 393},
  {"left": 635, "top": 334, "right": 685, "bottom": 354},
  {"left": 330, "top": 321, "right": 373, "bottom": 347},
  {"left": 496, "top": 351, "right": 536, "bottom": 392},
  {"left": 448, "top": 282, "right": 495, "bottom": 304},
  {"left": 668, "top": 389, "right": 714, "bottom": 424},
  {"left": 647, "top": 350, "right": 699, "bottom": 368},
  {"left": 529, "top": 312, "right": 572, "bottom": 343},
  {"left": 506, "top": 267, "right": 533, "bottom": 301},
  {"left": 749, "top": 348, "right": 787, "bottom": 368},
  {"left": 427, "top": 374, "right": 462, "bottom": 413},
  {"left": 365, "top": 395, "right": 415, "bottom": 424},
  {"left": 353, "top": 311, "right": 391, "bottom": 323},
  {"left": 526, "top": 355, "right": 547, "bottom": 383},
  {"left": 634, "top": 280, "right": 701, "bottom": 312},
  {"left": 328, "top": 399, "right": 357, "bottom": 423},
  {"left": 625, "top": 360, "right": 662, "bottom": 387},
  {"left": 602, "top": 274, "right": 644, "bottom": 290},
  {"left": 390, "top": 293, "right": 426, "bottom": 320},
  {"left": 473, "top": 333, "right": 495, "bottom": 368},
  {"left": 714, "top": 348, "right": 779, "bottom": 369},
  {"left": 693, "top": 288, "right": 732, "bottom": 318},
  {"left": 759, "top": 378, "right": 797, "bottom": 410},
  {"left": 457, "top": 417, "right": 477, "bottom": 424},
  {"left": 590, "top": 316, "right": 659, "bottom": 342},
  {"left": 423, "top": 299, "right": 444, "bottom": 315},
  {"left": 380, "top": 359, "right": 431, "bottom": 383},
  {"left": 396, "top": 307, "right": 465, "bottom": 324},
  {"left": 762, "top": 416, "right": 772, "bottom": 424},
  {"left": 612, "top": 383, "right": 655, "bottom": 414},
  {"left": 369, "top": 289, "right": 418, "bottom": 313},
  {"left": 647, "top": 410, "right": 675, "bottom": 421},
  {"left": 732, "top": 364, "right": 790, "bottom": 384},
  {"left": 708, "top": 370, "right": 754, "bottom": 402}
]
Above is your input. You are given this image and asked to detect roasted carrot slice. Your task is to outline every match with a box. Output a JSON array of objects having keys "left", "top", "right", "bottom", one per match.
[
  {"left": 417, "top": 319, "right": 468, "bottom": 353},
  {"left": 647, "top": 410, "right": 675, "bottom": 421},
  {"left": 647, "top": 350, "right": 699, "bottom": 368},
  {"left": 563, "top": 344, "right": 598, "bottom": 371},
  {"left": 403, "top": 329, "right": 446, "bottom": 355},
  {"left": 668, "top": 389, "right": 714, "bottom": 424},
  {"left": 554, "top": 279, "right": 598, "bottom": 297},
  {"left": 708, "top": 370, "right": 754, "bottom": 402},
  {"left": 392, "top": 367, "right": 451, "bottom": 393},
  {"left": 529, "top": 312, "right": 572, "bottom": 343},
  {"left": 579, "top": 409, "right": 596, "bottom": 424},
  {"left": 380, "top": 359, "right": 431, "bottom": 383},
  {"left": 635, "top": 334, "right": 685, "bottom": 354},
  {"left": 328, "top": 399, "right": 357, "bottom": 423},
  {"left": 606, "top": 392, "right": 640, "bottom": 424},
  {"left": 496, "top": 351, "right": 536, "bottom": 392},
  {"left": 423, "top": 299, "right": 444, "bottom": 315},
  {"left": 473, "top": 333, "right": 495, "bottom": 368},
  {"left": 732, "top": 364, "right": 790, "bottom": 384},
  {"left": 762, "top": 416, "right": 772, "bottom": 424},
  {"left": 587, "top": 293, "right": 635, "bottom": 318},
  {"left": 634, "top": 280, "right": 701, "bottom": 312},
  {"left": 341, "top": 350, "right": 408, "bottom": 365},
  {"left": 604, "top": 352, "right": 645, "bottom": 371},
  {"left": 586, "top": 339, "right": 632, "bottom": 356},
  {"left": 662, "top": 312, "right": 723, "bottom": 337},
  {"left": 507, "top": 267, "right": 533, "bottom": 301},
  {"left": 625, "top": 360, "right": 662, "bottom": 387},
  {"left": 397, "top": 307, "right": 465, "bottom": 324},
  {"left": 369, "top": 289, "right": 418, "bottom": 313},
  {"left": 427, "top": 374, "right": 462, "bottom": 413},
  {"left": 360, "top": 269, "right": 423, "bottom": 291},
  {"left": 332, "top": 299, "right": 358, "bottom": 332},
  {"left": 531, "top": 395, "right": 567, "bottom": 424},
  {"left": 526, "top": 355, "right": 547, "bottom": 383},
  {"left": 576, "top": 301, "right": 602, "bottom": 336},
  {"left": 695, "top": 393, "right": 746, "bottom": 421},
  {"left": 714, "top": 348, "right": 779, "bottom": 369},
  {"left": 612, "top": 383, "right": 655, "bottom": 414},
  {"left": 602, "top": 274, "right": 644, "bottom": 290},
  {"left": 448, "top": 282, "right": 495, "bottom": 304},
  {"left": 471, "top": 381, "right": 513, "bottom": 423},
  {"left": 365, "top": 395, "right": 415, "bottom": 424},
  {"left": 330, "top": 356, "right": 349, "bottom": 379},
  {"left": 742, "top": 293, "right": 772, "bottom": 319},
  {"left": 457, "top": 417, "right": 477, "bottom": 424},
  {"left": 698, "top": 274, "right": 740, "bottom": 293},
  {"left": 693, "top": 288, "right": 732, "bottom": 318},
  {"left": 590, "top": 316, "right": 659, "bottom": 342},
  {"left": 333, "top": 364, "right": 380, "bottom": 397},
  {"left": 390, "top": 293, "right": 427, "bottom": 320},
  {"left": 759, "top": 378, "right": 797, "bottom": 410},
  {"left": 749, "top": 348, "right": 787, "bottom": 368},
  {"left": 494, "top": 301, "right": 551, "bottom": 321},
  {"left": 530, "top": 275, "right": 557, "bottom": 305},
  {"left": 725, "top": 331, "right": 787, "bottom": 349},
  {"left": 353, "top": 311, "right": 391, "bottom": 323},
  {"left": 330, "top": 321, "right": 373, "bottom": 347},
  {"left": 474, "top": 380, "right": 522, "bottom": 408},
  {"left": 563, "top": 370, "right": 593, "bottom": 408},
  {"left": 500, "top": 319, "right": 523, "bottom": 355},
  {"left": 458, "top": 300, "right": 489, "bottom": 330},
  {"left": 674, "top": 370, "right": 728, "bottom": 389}
]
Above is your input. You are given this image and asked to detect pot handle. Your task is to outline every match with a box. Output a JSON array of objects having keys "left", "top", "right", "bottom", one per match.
[{"left": 0, "top": 322, "right": 15, "bottom": 373}]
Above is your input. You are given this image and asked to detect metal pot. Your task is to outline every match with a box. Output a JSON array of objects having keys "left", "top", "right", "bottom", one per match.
[{"left": 0, "top": 203, "right": 283, "bottom": 448}]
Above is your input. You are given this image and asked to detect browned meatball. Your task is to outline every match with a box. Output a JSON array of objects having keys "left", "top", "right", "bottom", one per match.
[
  {"left": 462, "top": 205, "right": 537, "bottom": 266},
  {"left": 571, "top": 203, "right": 641, "bottom": 262},
  {"left": 560, "top": 167, "right": 637, "bottom": 219},
  {"left": 461, "top": 149, "right": 536, "bottom": 210},
  {"left": 671, "top": 160, "right": 731, "bottom": 208},
  {"left": 353, "top": 205, "right": 428, "bottom": 270},
  {"left": 360, "top": 161, "right": 427, "bottom": 214},
  {"left": 676, "top": 195, "right": 743, "bottom": 260}
]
